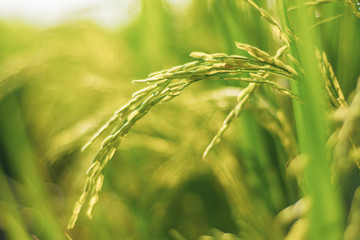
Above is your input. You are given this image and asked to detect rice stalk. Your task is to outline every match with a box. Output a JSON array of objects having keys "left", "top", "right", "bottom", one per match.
[{"left": 284, "top": 0, "right": 345, "bottom": 238}]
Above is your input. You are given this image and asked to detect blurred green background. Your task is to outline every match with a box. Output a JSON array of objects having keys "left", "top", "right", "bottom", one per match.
[{"left": 1, "top": 0, "right": 360, "bottom": 239}]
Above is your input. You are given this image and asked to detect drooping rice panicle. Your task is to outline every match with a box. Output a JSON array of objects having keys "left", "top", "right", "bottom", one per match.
[
  {"left": 235, "top": 42, "right": 298, "bottom": 77},
  {"left": 202, "top": 83, "right": 257, "bottom": 160},
  {"left": 315, "top": 48, "right": 347, "bottom": 108},
  {"left": 81, "top": 79, "right": 171, "bottom": 151},
  {"left": 275, "top": 45, "right": 290, "bottom": 58},
  {"left": 334, "top": 79, "right": 360, "bottom": 169},
  {"left": 219, "top": 76, "right": 297, "bottom": 98},
  {"left": 244, "top": 0, "right": 291, "bottom": 43},
  {"left": 70, "top": 42, "right": 301, "bottom": 228},
  {"left": 321, "top": 51, "right": 347, "bottom": 108},
  {"left": 202, "top": 44, "right": 295, "bottom": 160}
]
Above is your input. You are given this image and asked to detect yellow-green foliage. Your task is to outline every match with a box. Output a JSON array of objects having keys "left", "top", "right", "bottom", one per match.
[{"left": 1, "top": 1, "right": 360, "bottom": 240}]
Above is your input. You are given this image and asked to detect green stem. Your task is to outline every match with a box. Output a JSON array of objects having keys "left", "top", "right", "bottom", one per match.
[{"left": 276, "top": 1, "right": 344, "bottom": 239}]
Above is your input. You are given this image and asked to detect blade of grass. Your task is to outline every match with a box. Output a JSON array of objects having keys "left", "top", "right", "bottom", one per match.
[{"left": 0, "top": 93, "right": 65, "bottom": 240}]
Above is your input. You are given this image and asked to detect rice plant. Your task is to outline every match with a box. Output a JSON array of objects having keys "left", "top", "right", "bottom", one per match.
[
  {"left": 65, "top": 1, "right": 360, "bottom": 239},
  {"left": 1, "top": 0, "right": 360, "bottom": 239}
]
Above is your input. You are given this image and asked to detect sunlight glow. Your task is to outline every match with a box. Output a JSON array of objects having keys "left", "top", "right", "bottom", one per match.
[{"left": 0, "top": 0, "right": 141, "bottom": 28}]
